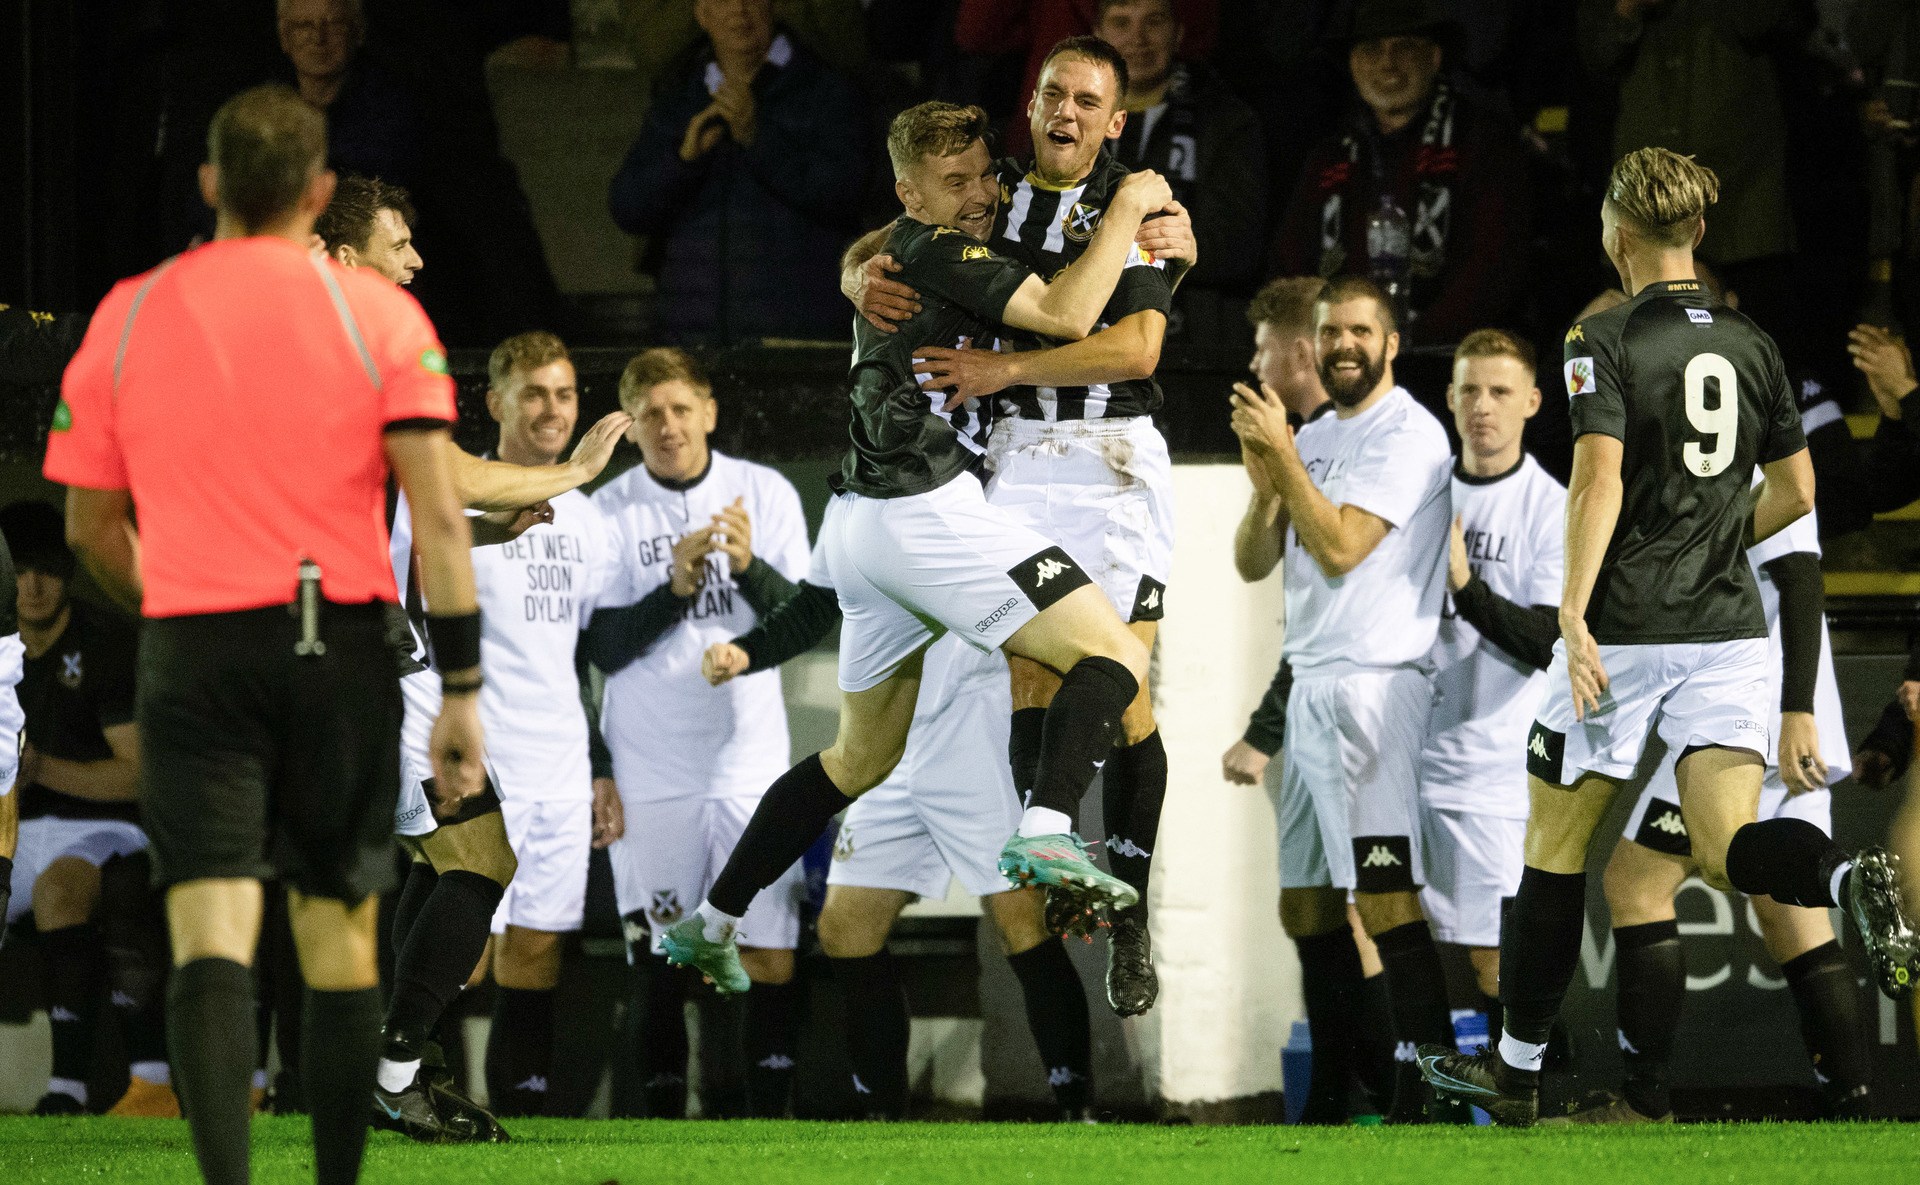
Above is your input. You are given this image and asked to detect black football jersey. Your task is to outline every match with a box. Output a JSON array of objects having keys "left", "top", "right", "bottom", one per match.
[
  {"left": 841, "top": 217, "right": 1034, "bottom": 498},
  {"left": 19, "top": 599, "right": 140, "bottom": 822},
  {"left": 1563, "top": 279, "right": 1806, "bottom": 644},
  {"left": 991, "top": 151, "right": 1173, "bottom": 421}
]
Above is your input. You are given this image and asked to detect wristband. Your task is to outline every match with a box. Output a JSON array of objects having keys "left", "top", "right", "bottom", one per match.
[
  {"left": 426, "top": 611, "right": 482, "bottom": 675},
  {"left": 440, "top": 673, "right": 483, "bottom": 697}
]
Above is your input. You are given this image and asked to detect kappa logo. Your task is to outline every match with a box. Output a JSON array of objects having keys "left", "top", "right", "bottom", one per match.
[
  {"left": 1141, "top": 587, "right": 1160, "bottom": 611},
  {"left": 621, "top": 916, "right": 650, "bottom": 949},
  {"left": 1360, "top": 844, "right": 1403, "bottom": 869},
  {"left": 1106, "top": 836, "right": 1151, "bottom": 859},
  {"left": 514, "top": 1076, "right": 549, "bottom": 1093},
  {"left": 758, "top": 1054, "right": 796, "bottom": 1071},
  {"left": 852, "top": 1075, "right": 873, "bottom": 1095},
  {"left": 1047, "top": 1066, "right": 1084, "bottom": 1087},
  {"left": 976, "top": 597, "right": 1021, "bottom": 634},
  {"left": 1528, "top": 731, "right": 1550, "bottom": 761},
  {"left": 1565, "top": 322, "right": 1584, "bottom": 346},
  {"left": 1618, "top": 1029, "right": 1639, "bottom": 1055},
  {"left": 1062, "top": 202, "right": 1103, "bottom": 242},
  {"left": 1394, "top": 1040, "right": 1417, "bottom": 1063},
  {"left": 1648, "top": 809, "right": 1687, "bottom": 836},
  {"left": 59, "top": 652, "right": 82, "bottom": 689},
  {"left": 1034, "top": 557, "right": 1069, "bottom": 585}
]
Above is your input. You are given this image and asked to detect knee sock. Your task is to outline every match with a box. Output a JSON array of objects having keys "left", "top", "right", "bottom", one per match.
[
  {"left": 301, "top": 987, "right": 382, "bottom": 1185},
  {"left": 617, "top": 950, "right": 689, "bottom": 1118},
  {"left": 1782, "top": 940, "right": 1874, "bottom": 1116},
  {"left": 1102, "top": 731, "right": 1167, "bottom": 913},
  {"left": 832, "top": 952, "right": 909, "bottom": 1118},
  {"left": 1008, "top": 707, "right": 1047, "bottom": 802},
  {"left": 1292, "top": 928, "right": 1364, "bottom": 1124},
  {"left": 1480, "top": 992, "right": 1504, "bottom": 1047},
  {"left": 485, "top": 986, "right": 555, "bottom": 1118},
  {"left": 117, "top": 984, "right": 172, "bottom": 1085},
  {"left": 1726, "top": 818, "right": 1852, "bottom": 908},
  {"left": 389, "top": 862, "right": 439, "bottom": 952},
  {"left": 694, "top": 991, "right": 747, "bottom": 1119},
  {"left": 380, "top": 869, "right": 501, "bottom": 1090},
  {"left": 744, "top": 980, "right": 798, "bottom": 1118},
  {"left": 41, "top": 923, "right": 101, "bottom": 1104},
  {"left": 707, "top": 754, "right": 847, "bottom": 921},
  {"left": 1355, "top": 970, "right": 1399, "bottom": 1111},
  {"left": 169, "top": 958, "right": 257, "bottom": 1185},
  {"left": 1373, "top": 920, "right": 1456, "bottom": 1121},
  {"left": 1613, "top": 920, "right": 1683, "bottom": 1119},
  {"left": 1006, "top": 940, "right": 1092, "bottom": 1116},
  {"left": 1497, "top": 868, "right": 1588, "bottom": 1078},
  {"left": 1020, "top": 657, "right": 1138, "bottom": 836}
]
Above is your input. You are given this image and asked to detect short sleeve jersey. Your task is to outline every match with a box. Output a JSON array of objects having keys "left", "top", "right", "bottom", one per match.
[
  {"left": 1562, "top": 279, "right": 1806, "bottom": 644},
  {"left": 19, "top": 599, "right": 140, "bottom": 823},
  {"left": 842, "top": 217, "right": 1034, "bottom": 498},
  {"left": 1282, "top": 387, "right": 1453, "bottom": 672},
  {"left": 1421, "top": 456, "right": 1567, "bottom": 818},
  {"left": 44, "top": 238, "right": 458, "bottom": 618},
  {"left": 991, "top": 151, "right": 1173, "bottom": 421}
]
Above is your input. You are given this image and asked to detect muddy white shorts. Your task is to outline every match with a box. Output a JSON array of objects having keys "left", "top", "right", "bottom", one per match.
[{"left": 609, "top": 793, "right": 805, "bottom": 953}]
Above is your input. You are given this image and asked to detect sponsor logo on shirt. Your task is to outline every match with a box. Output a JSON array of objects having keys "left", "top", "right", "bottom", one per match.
[
  {"left": 1686, "top": 308, "right": 1714, "bottom": 325},
  {"left": 961, "top": 245, "right": 993, "bottom": 262},
  {"left": 1564, "top": 356, "right": 1595, "bottom": 398},
  {"left": 1062, "top": 202, "right": 1103, "bottom": 242}
]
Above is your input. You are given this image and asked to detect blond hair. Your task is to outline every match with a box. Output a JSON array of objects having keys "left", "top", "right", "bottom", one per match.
[
  {"left": 618, "top": 347, "right": 712, "bottom": 412},
  {"left": 1246, "top": 276, "right": 1324, "bottom": 337},
  {"left": 1606, "top": 148, "right": 1719, "bottom": 247},
  {"left": 887, "top": 101, "right": 990, "bottom": 176},
  {"left": 488, "top": 331, "right": 570, "bottom": 390},
  {"left": 1454, "top": 328, "right": 1536, "bottom": 376}
]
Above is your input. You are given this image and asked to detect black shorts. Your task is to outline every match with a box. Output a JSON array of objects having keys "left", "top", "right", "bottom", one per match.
[{"left": 137, "top": 602, "right": 402, "bottom": 903}]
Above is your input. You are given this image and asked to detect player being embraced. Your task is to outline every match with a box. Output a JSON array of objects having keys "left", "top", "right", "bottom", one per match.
[
  {"left": 583, "top": 348, "right": 811, "bottom": 1119},
  {"left": 661, "top": 101, "right": 1170, "bottom": 994},
  {"left": 1420, "top": 148, "right": 1920, "bottom": 1127},
  {"left": 846, "top": 36, "right": 1193, "bottom": 1016},
  {"left": 1566, "top": 481, "right": 1871, "bottom": 1124},
  {"left": 1418, "top": 331, "right": 1565, "bottom": 1042}
]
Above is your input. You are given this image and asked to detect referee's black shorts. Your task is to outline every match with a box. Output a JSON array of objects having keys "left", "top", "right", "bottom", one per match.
[{"left": 136, "top": 601, "right": 402, "bottom": 903}]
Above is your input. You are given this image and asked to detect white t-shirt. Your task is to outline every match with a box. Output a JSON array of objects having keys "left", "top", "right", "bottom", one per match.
[
  {"left": 592, "top": 452, "right": 810, "bottom": 802},
  {"left": 1421, "top": 455, "right": 1567, "bottom": 818},
  {"left": 1282, "top": 387, "right": 1452, "bottom": 673},
  {"left": 1747, "top": 479, "right": 1850, "bottom": 780},
  {"left": 470, "top": 488, "right": 615, "bottom": 802}
]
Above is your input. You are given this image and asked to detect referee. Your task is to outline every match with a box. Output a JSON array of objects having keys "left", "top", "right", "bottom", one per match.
[{"left": 43, "top": 85, "right": 484, "bottom": 1185}]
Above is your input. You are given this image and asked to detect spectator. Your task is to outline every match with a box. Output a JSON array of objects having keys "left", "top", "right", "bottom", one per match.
[
  {"left": 1578, "top": 0, "right": 1803, "bottom": 349},
  {"left": 955, "top": 0, "right": 1217, "bottom": 154},
  {"left": 277, "top": 0, "right": 426, "bottom": 187},
  {"left": 609, "top": 0, "right": 869, "bottom": 345},
  {"left": 1853, "top": 0, "right": 1920, "bottom": 331},
  {"left": 620, "top": 0, "right": 870, "bottom": 85},
  {"left": 1269, "top": 0, "right": 1531, "bottom": 346},
  {"left": 1097, "top": 0, "right": 1266, "bottom": 343}
]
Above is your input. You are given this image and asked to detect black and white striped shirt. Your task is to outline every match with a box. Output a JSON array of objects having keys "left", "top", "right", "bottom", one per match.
[{"left": 991, "top": 151, "right": 1172, "bottom": 422}]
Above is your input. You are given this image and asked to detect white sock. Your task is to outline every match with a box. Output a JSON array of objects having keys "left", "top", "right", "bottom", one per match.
[
  {"left": 251, "top": 1068, "right": 269, "bottom": 1090},
  {"left": 1498, "top": 1031, "right": 1546, "bottom": 1074},
  {"left": 129, "top": 1061, "right": 170, "bottom": 1086},
  {"left": 47, "top": 1077, "right": 87, "bottom": 1105},
  {"left": 1017, "top": 806, "right": 1073, "bottom": 839},
  {"left": 1830, "top": 860, "right": 1853, "bottom": 906},
  {"left": 697, "top": 900, "right": 740, "bottom": 943},
  {"left": 377, "top": 1056, "right": 421, "bottom": 1094}
]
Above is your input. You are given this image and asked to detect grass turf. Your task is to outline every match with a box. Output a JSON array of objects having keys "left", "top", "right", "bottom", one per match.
[{"left": 0, "top": 1116, "right": 1915, "bottom": 1184}]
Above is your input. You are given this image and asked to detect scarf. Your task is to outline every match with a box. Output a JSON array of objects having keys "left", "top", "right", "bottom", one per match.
[{"left": 1318, "top": 80, "right": 1457, "bottom": 284}]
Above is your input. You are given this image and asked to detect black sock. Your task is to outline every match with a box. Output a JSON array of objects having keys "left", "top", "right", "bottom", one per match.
[
  {"left": 383, "top": 870, "right": 502, "bottom": 1054},
  {"left": 1782, "top": 940, "right": 1874, "bottom": 1115},
  {"left": 1028, "top": 657, "right": 1138, "bottom": 825},
  {"left": 1498, "top": 867, "right": 1587, "bottom": 1061},
  {"left": 169, "top": 958, "right": 257, "bottom": 1185},
  {"left": 40, "top": 923, "right": 102, "bottom": 1101},
  {"left": 710, "top": 754, "right": 848, "bottom": 917},
  {"left": 617, "top": 949, "right": 689, "bottom": 1118},
  {"left": 1292, "top": 928, "right": 1364, "bottom": 1124},
  {"left": 485, "top": 986, "right": 555, "bottom": 1118},
  {"left": 1726, "top": 818, "right": 1851, "bottom": 908},
  {"left": 1006, "top": 940, "right": 1092, "bottom": 1115},
  {"left": 1373, "top": 920, "right": 1455, "bottom": 1120},
  {"left": 1103, "top": 730, "right": 1167, "bottom": 911},
  {"left": 1613, "top": 920, "right": 1682, "bottom": 1119},
  {"left": 1009, "top": 707, "right": 1047, "bottom": 802},
  {"left": 389, "top": 862, "right": 439, "bottom": 953},
  {"left": 115, "top": 983, "right": 172, "bottom": 1079},
  {"left": 744, "top": 980, "right": 798, "bottom": 1117},
  {"left": 98, "top": 852, "right": 171, "bottom": 1082},
  {"left": 1355, "top": 971, "right": 1398, "bottom": 1112},
  {"left": 695, "top": 991, "right": 747, "bottom": 1119},
  {"left": 301, "top": 987, "right": 382, "bottom": 1185},
  {"left": 1480, "top": 992, "right": 1503, "bottom": 1046},
  {"left": 832, "top": 952, "right": 909, "bottom": 1118}
]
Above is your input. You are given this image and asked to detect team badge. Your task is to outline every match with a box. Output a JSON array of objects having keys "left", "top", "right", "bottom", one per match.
[
  {"left": 59, "top": 651, "right": 82, "bottom": 690},
  {"left": 1564, "top": 356, "right": 1595, "bottom": 398},
  {"left": 833, "top": 826, "right": 855, "bottom": 862},
  {"left": 961, "top": 245, "right": 993, "bottom": 262},
  {"left": 647, "top": 890, "right": 683, "bottom": 927},
  {"left": 1062, "top": 202, "right": 1103, "bottom": 242}
]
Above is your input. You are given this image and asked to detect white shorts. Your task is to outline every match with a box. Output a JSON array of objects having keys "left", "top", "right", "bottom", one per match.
[
  {"left": 1528, "top": 638, "right": 1771, "bottom": 786},
  {"left": 827, "top": 637, "right": 1020, "bottom": 900},
  {"left": 609, "top": 794, "right": 804, "bottom": 953},
  {"left": 816, "top": 477, "right": 1094, "bottom": 693},
  {"left": 1277, "top": 667, "right": 1433, "bottom": 892},
  {"left": 986, "top": 415, "right": 1175, "bottom": 622},
  {"left": 1419, "top": 808, "right": 1523, "bottom": 947},
  {"left": 393, "top": 670, "right": 505, "bottom": 838},
  {"left": 0, "top": 633, "right": 24, "bottom": 794},
  {"left": 7, "top": 816, "right": 148, "bottom": 925},
  {"left": 1623, "top": 744, "right": 1833, "bottom": 860},
  {"left": 491, "top": 798, "right": 591, "bottom": 934}
]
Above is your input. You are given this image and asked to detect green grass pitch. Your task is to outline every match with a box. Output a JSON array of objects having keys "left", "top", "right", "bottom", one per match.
[{"left": 2, "top": 1117, "right": 1918, "bottom": 1184}]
